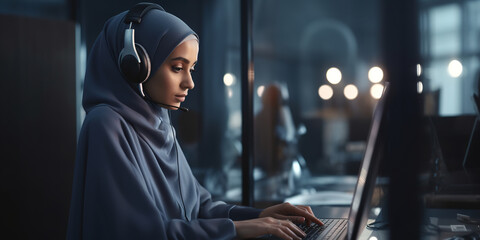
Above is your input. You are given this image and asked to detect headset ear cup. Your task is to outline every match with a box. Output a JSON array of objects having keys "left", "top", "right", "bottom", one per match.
[
  {"left": 118, "top": 44, "right": 151, "bottom": 84},
  {"left": 134, "top": 43, "right": 151, "bottom": 83}
]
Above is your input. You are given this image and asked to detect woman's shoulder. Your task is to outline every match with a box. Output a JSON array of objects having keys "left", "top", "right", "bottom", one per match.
[{"left": 83, "top": 105, "right": 127, "bottom": 130}]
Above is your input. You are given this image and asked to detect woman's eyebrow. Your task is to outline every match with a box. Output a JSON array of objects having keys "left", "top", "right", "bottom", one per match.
[{"left": 170, "top": 57, "right": 196, "bottom": 65}]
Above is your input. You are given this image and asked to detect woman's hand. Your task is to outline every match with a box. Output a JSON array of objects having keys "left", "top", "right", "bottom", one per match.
[
  {"left": 259, "top": 202, "right": 323, "bottom": 227},
  {"left": 233, "top": 217, "right": 306, "bottom": 240}
]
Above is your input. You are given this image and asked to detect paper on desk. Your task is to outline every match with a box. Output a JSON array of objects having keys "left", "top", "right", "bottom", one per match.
[{"left": 284, "top": 191, "right": 353, "bottom": 205}]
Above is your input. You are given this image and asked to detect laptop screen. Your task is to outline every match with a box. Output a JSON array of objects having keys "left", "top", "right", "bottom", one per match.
[{"left": 347, "top": 82, "right": 390, "bottom": 240}]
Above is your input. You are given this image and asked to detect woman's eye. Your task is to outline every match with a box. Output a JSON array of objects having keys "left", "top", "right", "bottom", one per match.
[{"left": 172, "top": 66, "right": 183, "bottom": 72}]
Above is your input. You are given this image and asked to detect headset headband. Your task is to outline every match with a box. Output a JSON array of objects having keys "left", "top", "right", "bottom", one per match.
[{"left": 124, "top": 2, "right": 165, "bottom": 24}]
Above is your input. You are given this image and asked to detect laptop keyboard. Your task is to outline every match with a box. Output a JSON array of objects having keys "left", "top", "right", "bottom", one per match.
[{"left": 299, "top": 218, "right": 347, "bottom": 240}]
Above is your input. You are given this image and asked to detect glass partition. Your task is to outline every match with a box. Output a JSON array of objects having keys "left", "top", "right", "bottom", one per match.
[
  {"left": 181, "top": 0, "right": 385, "bottom": 206},
  {"left": 250, "top": 0, "right": 383, "bottom": 206},
  {"left": 175, "top": 0, "right": 244, "bottom": 203},
  {"left": 418, "top": 0, "right": 480, "bottom": 221},
  {"left": 418, "top": 1, "right": 480, "bottom": 239}
]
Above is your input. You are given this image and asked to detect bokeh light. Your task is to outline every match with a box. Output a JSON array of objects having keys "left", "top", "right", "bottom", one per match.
[
  {"left": 368, "top": 66, "right": 383, "bottom": 83},
  {"left": 370, "top": 84, "right": 384, "bottom": 99},
  {"left": 344, "top": 84, "right": 358, "bottom": 100},
  {"left": 257, "top": 85, "right": 265, "bottom": 97},
  {"left": 326, "top": 67, "right": 342, "bottom": 84},
  {"left": 223, "top": 73, "right": 235, "bottom": 86},
  {"left": 318, "top": 85, "right": 333, "bottom": 100},
  {"left": 448, "top": 59, "right": 463, "bottom": 78},
  {"left": 417, "top": 64, "right": 422, "bottom": 77},
  {"left": 417, "top": 81, "right": 423, "bottom": 94}
]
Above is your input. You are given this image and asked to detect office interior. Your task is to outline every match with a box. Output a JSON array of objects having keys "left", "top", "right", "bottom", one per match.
[{"left": 1, "top": 0, "right": 479, "bottom": 239}]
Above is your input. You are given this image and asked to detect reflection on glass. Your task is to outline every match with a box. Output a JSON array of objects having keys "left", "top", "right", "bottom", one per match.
[{"left": 254, "top": 83, "right": 310, "bottom": 200}]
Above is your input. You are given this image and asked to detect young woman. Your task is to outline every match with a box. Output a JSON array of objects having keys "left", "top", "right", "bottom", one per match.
[{"left": 67, "top": 3, "right": 322, "bottom": 240}]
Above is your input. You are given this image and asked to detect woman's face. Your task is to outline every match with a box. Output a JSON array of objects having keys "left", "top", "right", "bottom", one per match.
[{"left": 144, "top": 36, "right": 198, "bottom": 110}]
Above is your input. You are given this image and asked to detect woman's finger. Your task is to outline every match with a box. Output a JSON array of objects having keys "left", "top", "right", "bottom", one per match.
[
  {"left": 284, "top": 203, "right": 324, "bottom": 226},
  {"left": 281, "top": 225, "right": 303, "bottom": 240},
  {"left": 284, "top": 219, "right": 307, "bottom": 238},
  {"left": 276, "top": 224, "right": 302, "bottom": 240},
  {"left": 274, "top": 214, "right": 306, "bottom": 224},
  {"left": 268, "top": 227, "right": 292, "bottom": 240},
  {"left": 287, "top": 215, "right": 306, "bottom": 224},
  {"left": 297, "top": 205, "right": 314, "bottom": 215},
  {"left": 268, "top": 223, "right": 301, "bottom": 240},
  {"left": 296, "top": 205, "right": 315, "bottom": 226}
]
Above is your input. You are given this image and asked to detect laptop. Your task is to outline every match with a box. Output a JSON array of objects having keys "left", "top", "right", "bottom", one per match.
[
  {"left": 428, "top": 94, "right": 480, "bottom": 189},
  {"left": 264, "top": 82, "right": 390, "bottom": 240},
  {"left": 462, "top": 94, "right": 480, "bottom": 183}
]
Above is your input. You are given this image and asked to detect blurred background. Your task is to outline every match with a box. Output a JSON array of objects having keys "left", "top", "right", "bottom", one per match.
[{"left": 1, "top": 0, "right": 479, "bottom": 239}]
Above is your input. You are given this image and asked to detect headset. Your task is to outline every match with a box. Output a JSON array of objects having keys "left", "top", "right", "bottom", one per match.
[{"left": 118, "top": 2, "right": 165, "bottom": 84}]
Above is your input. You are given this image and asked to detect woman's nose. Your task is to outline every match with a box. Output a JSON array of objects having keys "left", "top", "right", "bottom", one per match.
[{"left": 182, "top": 73, "right": 195, "bottom": 90}]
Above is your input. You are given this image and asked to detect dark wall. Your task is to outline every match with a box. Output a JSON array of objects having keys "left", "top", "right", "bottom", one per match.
[{"left": 0, "top": 14, "right": 76, "bottom": 239}]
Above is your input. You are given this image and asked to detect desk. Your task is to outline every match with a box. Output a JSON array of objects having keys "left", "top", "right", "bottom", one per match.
[
  {"left": 311, "top": 206, "right": 350, "bottom": 219},
  {"left": 357, "top": 208, "right": 480, "bottom": 240},
  {"left": 260, "top": 205, "right": 479, "bottom": 239}
]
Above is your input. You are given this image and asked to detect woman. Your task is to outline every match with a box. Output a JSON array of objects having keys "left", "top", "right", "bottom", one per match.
[{"left": 67, "top": 3, "right": 322, "bottom": 239}]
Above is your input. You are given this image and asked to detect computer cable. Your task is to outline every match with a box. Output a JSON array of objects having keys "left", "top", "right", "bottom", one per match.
[{"left": 366, "top": 220, "right": 389, "bottom": 230}]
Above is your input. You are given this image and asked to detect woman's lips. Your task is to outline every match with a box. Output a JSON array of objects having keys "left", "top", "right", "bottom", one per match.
[{"left": 175, "top": 94, "right": 186, "bottom": 102}]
